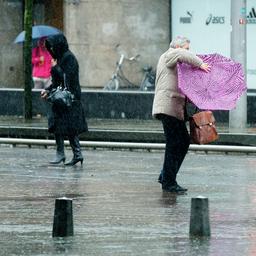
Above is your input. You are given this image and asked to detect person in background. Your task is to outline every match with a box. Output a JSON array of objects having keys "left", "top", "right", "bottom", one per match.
[
  {"left": 41, "top": 34, "right": 88, "bottom": 166},
  {"left": 32, "top": 37, "right": 52, "bottom": 89},
  {"left": 152, "top": 36, "right": 210, "bottom": 193}
]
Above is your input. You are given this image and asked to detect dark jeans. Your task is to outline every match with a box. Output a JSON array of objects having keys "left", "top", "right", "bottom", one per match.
[{"left": 160, "top": 114, "right": 190, "bottom": 188}]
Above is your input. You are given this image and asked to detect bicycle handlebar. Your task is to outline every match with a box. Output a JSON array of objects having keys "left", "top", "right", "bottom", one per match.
[
  {"left": 118, "top": 54, "right": 140, "bottom": 66},
  {"left": 115, "top": 44, "right": 140, "bottom": 62},
  {"left": 128, "top": 54, "right": 140, "bottom": 61},
  {"left": 118, "top": 54, "right": 125, "bottom": 65}
]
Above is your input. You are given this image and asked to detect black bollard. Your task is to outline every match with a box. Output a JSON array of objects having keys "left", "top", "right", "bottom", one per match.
[
  {"left": 189, "top": 196, "right": 211, "bottom": 237},
  {"left": 52, "top": 197, "right": 74, "bottom": 237}
]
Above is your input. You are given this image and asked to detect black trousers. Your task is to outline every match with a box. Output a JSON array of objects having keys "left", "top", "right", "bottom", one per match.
[{"left": 160, "top": 114, "right": 190, "bottom": 188}]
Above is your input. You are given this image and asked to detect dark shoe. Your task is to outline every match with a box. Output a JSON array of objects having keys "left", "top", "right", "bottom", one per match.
[
  {"left": 65, "top": 157, "right": 83, "bottom": 166},
  {"left": 49, "top": 155, "right": 66, "bottom": 164},
  {"left": 175, "top": 184, "right": 188, "bottom": 192},
  {"left": 67, "top": 135, "right": 83, "bottom": 166},
  {"left": 158, "top": 170, "right": 163, "bottom": 184},
  {"left": 162, "top": 184, "right": 187, "bottom": 193}
]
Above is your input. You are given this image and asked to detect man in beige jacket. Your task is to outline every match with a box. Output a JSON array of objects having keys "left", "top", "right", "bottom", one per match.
[{"left": 152, "top": 36, "right": 210, "bottom": 193}]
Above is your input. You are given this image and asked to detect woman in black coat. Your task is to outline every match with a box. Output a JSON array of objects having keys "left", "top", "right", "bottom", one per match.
[{"left": 41, "top": 34, "right": 88, "bottom": 166}]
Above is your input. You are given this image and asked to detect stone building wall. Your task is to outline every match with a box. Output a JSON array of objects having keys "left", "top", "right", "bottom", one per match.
[
  {"left": 0, "top": 0, "right": 170, "bottom": 89},
  {"left": 0, "top": 0, "right": 23, "bottom": 88},
  {"left": 64, "top": 0, "right": 170, "bottom": 88},
  {"left": 0, "top": 0, "right": 53, "bottom": 88}
]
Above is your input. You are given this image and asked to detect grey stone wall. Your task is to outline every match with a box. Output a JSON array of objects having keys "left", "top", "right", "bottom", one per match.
[
  {"left": 0, "top": 89, "right": 229, "bottom": 123},
  {"left": 64, "top": 0, "right": 170, "bottom": 88},
  {"left": 0, "top": 1, "right": 23, "bottom": 88},
  {"left": 0, "top": 0, "right": 170, "bottom": 89},
  {"left": 0, "top": 1, "right": 56, "bottom": 89}
]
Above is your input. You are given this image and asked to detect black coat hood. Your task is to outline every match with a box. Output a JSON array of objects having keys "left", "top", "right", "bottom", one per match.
[{"left": 45, "top": 34, "right": 69, "bottom": 60}]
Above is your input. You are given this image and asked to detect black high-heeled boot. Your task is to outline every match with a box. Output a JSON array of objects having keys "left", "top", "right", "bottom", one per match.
[
  {"left": 50, "top": 153, "right": 66, "bottom": 164},
  {"left": 50, "top": 134, "right": 66, "bottom": 164},
  {"left": 65, "top": 157, "right": 83, "bottom": 166},
  {"left": 65, "top": 135, "right": 83, "bottom": 166}
]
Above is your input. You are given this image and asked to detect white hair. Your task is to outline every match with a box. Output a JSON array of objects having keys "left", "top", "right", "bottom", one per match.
[{"left": 169, "top": 36, "right": 190, "bottom": 48}]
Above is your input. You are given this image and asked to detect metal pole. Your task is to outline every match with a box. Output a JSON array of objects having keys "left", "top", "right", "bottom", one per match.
[
  {"left": 23, "top": 0, "right": 33, "bottom": 119},
  {"left": 169, "top": 0, "right": 172, "bottom": 42},
  {"left": 2, "top": 138, "right": 256, "bottom": 153},
  {"left": 52, "top": 197, "right": 74, "bottom": 237},
  {"left": 189, "top": 196, "right": 211, "bottom": 237},
  {"left": 229, "top": 0, "right": 247, "bottom": 132}
]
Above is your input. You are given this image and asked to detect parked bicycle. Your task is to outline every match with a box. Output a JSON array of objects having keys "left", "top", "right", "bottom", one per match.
[
  {"left": 139, "top": 65, "right": 156, "bottom": 91},
  {"left": 103, "top": 47, "right": 155, "bottom": 91},
  {"left": 103, "top": 52, "right": 140, "bottom": 90}
]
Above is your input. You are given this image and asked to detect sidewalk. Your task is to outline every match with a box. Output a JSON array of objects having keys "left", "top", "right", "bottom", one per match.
[{"left": 0, "top": 115, "right": 256, "bottom": 145}]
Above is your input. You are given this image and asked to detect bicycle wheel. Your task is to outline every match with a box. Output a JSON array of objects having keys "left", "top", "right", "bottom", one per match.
[
  {"left": 118, "top": 69, "right": 138, "bottom": 90},
  {"left": 139, "top": 75, "right": 147, "bottom": 91},
  {"left": 140, "top": 71, "right": 155, "bottom": 91},
  {"left": 103, "top": 78, "right": 119, "bottom": 90}
]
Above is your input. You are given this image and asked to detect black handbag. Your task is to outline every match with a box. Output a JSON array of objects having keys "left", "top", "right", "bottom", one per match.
[{"left": 47, "top": 73, "right": 74, "bottom": 108}]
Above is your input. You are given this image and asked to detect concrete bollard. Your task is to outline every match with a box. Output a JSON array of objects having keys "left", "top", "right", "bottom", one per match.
[
  {"left": 189, "top": 196, "right": 211, "bottom": 237},
  {"left": 52, "top": 197, "right": 74, "bottom": 237}
]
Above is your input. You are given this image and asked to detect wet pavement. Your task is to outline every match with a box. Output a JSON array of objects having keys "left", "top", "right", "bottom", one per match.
[{"left": 0, "top": 145, "right": 256, "bottom": 255}]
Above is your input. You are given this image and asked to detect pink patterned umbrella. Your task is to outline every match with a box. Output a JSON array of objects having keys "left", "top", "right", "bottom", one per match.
[{"left": 177, "top": 53, "right": 247, "bottom": 110}]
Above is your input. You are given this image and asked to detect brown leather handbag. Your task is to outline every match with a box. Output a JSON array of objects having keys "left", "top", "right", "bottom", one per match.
[{"left": 189, "top": 111, "right": 219, "bottom": 144}]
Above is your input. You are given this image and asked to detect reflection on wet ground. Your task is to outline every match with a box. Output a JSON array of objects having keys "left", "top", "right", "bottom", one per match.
[{"left": 0, "top": 146, "right": 256, "bottom": 255}]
